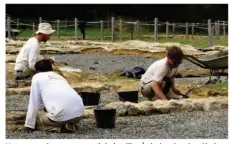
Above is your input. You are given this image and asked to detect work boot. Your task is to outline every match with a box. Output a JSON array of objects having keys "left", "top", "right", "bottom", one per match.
[
  {"left": 59, "top": 123, "right": 77, "bottom": 133},
  {"left": 166, "top": 89, "right": 183, "bottom": 100}
]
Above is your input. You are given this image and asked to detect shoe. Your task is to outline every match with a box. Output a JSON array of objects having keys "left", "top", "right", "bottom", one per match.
[
  {"left": 59, "top": 123, "right": 77, "bottom": 133},
  {"left": 166, "top": 89, "right": 183, "bottom": 100},
  {"left": 65, "top": 123, "right": 77, "bottom": 132}
]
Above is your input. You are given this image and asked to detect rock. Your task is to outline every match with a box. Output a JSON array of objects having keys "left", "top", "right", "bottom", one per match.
[
  {"left": 6, "top": 111, "right": 26, "bottom": 121},
  {"left": 83, "top": 109, "right": 94, "bottom": 118},
  {"left": 6, "top": 87, "right": 30, "bottom": 95},
  {"left": 6, "top": 80, "right": 32, "bottom": 88},
  {"left": 59, "top": 66, "right": 82, "bottom": 72},
  {"left": 124, "top": 102, "right": 140, "bottom": 115},
  {"left": 6, "top": 110, "right": 27, "bottom": 132},
  {"left": 152, "top": 100, "right": 170, "bottom": 114},
  {"left": 190, "top": 99, "right": 204, "bottom": 111},
  {"left": 217, "top": 98, "right": 228, "bottom": 109},
  {"left": 104, "top": 102, "right": 127, "bottom": 116},
  {"left": 207, "top": 90, "right": 226, "bottom": 97},
  {"left": 203, "top": 99, "right": 221, "bottom": 111},
  {"left": 135, "top": 101, "right": 153, "bottom": 115},
  {"left": 168, "top": 99, "right": 185, "bottom": 112},
  {"left": 6, "top": 80, "right": 18, "bottom": 88},
  {"left": 6, "top": 124, "right": 24, "bottom": 132},
  {"left": 8, "top": 50, "right": 19, "bottom": 55}
]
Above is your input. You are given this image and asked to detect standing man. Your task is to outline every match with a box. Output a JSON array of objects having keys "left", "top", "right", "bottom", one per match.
[
  {"left": 79, "top": 21, "right": 86, "bottom": 40},
  {"left": 14, "top": 23, "right": 55, "bottom": 80},
  {"left": 24, "top": 59, "right": 84, "bottom": 133},
  {"left": 140, "top": 46, "right": 184, "bottom": 101}
]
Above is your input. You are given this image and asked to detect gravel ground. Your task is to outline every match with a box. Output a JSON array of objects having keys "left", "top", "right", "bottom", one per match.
[
  {"left": 54, "top": 54, "right": 203, "bottom": 73},
  {"left": 6, "top": 95, "right": 29, "bottom": 111},
  {"left": 6, "top": 109, "right": 228, "bottom": 139},
  {"left": 5, "top": 90, "right": 148, "bottom": 111}
]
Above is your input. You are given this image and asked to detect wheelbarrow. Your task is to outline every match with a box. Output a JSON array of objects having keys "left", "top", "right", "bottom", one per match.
[{"left": 184, "top": 55, "right": 228, "bottom": 84}]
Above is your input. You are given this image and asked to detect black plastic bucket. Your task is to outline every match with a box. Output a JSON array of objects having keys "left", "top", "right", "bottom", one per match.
[
  {"left": 118, "top": 91, "right": 138, "bottom": 103},
  {"left": 94, "top": 107, "right": 116, "bottom": 128},
  {"left": 79, "top": 92, "right": 100, "bottom": 106}
]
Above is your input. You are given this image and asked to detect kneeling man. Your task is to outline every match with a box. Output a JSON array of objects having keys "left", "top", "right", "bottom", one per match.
[
  {"left": 140, "top": 46, "right": 184, "bottom": 101},
  {"left": 24, "top": 59, "right": 84, "bottom": 132}
]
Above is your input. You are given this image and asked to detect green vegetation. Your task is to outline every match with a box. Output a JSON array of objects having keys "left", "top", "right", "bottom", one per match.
[
  {"left": 16, "top": 27, "right": 228, "bottom": 48},
  {"left": 202, "top": 81, "right": 228, "bottom": 91}
]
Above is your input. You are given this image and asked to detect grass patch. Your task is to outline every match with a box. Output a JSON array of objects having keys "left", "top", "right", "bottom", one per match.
[
  {"left": 16, "top": 28, "right": 228, "bottom": 48},
  {"left": 202, "top": 82, "right": 228, "bottom": 91},
  {"left": 158, "top": 37, "right": 228, "bottom": 48}
]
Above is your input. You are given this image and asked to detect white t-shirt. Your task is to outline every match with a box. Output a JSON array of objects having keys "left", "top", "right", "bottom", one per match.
[
  {"left": 15, "top": 37, "right": 40, "bottom": 71},
  {"left": 25, "top": 71, "right": 84, "bottom": 129},
  {"left": 140, "top": 57, "right": 178, "bottom": 84}
]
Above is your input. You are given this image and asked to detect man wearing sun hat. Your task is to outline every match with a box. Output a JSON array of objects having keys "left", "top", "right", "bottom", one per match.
[{"left": 14, "top": 23, "right": 55, "bottom": 80}]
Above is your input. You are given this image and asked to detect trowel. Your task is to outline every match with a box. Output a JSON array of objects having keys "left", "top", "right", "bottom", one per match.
[{"left": 179, "top": 89, "right": 192, "bottom": 98}]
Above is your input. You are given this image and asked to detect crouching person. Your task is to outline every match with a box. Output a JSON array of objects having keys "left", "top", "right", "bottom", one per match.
[
  {"left": 24, "top": 59, "right": 84, "bottom": 133},
  {"left": 140, "top": 46, "right": 184, "bottom": 101}
]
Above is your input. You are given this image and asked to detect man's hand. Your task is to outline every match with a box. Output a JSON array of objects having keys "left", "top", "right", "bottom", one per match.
[
  {"left": 172, "top": 88, "right": 181, "bottom": 95},
  {"left": 173, "top": 88, "right": 189, "bottom": 98},
  {"left": 24, "top": 127, "right": 34, "bottom": 133}
]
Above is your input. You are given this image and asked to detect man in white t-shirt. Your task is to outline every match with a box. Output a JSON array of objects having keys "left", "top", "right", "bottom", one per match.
[
  {"left": 140, "top": 46, "right": 184, "bottom": 101},
  {"left": 24, "top": 59, "right": 84, "bottom": 133},
  {"left": 14, "top": 23, "right": 55, "bottom": 80}
]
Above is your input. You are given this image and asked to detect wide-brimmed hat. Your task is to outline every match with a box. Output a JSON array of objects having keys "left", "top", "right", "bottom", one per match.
[{"left": 35, "top": 23, "right": 55, "bottom": 34}]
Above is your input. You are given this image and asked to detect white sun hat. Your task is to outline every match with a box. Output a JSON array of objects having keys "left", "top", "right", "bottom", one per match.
[{"left": 35, "top": 23, "right": 55, "bottom": 34}]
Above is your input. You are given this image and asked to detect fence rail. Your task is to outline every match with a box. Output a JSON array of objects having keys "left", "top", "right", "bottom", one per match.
[{"left": 6, "top": 16, "right": 228, "bottom": 47}]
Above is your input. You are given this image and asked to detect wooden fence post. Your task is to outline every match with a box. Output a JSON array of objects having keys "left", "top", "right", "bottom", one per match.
[
  {"left": 57, "top": 19, "right": 60, "bottom": 39},
  {"left": 154, "top": 18, "right": 158, "bottom": 42},
  {"left": 65, "top": 19, "right": 67, "bottom": 30},
  {"left": 172, "top": 23, "right": 175, "bottom": 35},
  {"left": 111, "top": 17, "right": 115, "bottom": 42},
  {"left": 108, "top": 19, "right": 110, "bottom": 32},
  {"left": 217, "top": 20, "right": 220, "bottom": 40},
  {"left": 186, "top": 22, "right": 188, "bottom": 39},
  {"left": 212, "top": 25, "right": 215, "bottom": 36},
  {"left": 223, "top": 21, "right": 226, "bottom": 39},
  {"left": 215, "top": 22, "right": 217, "bottom": 37},
  {"left": 208, "top": 19, "right": 212, "bottom": 47},
  {"left": 32, "top": 22, "right": 35, "bottom": 36},
  {"left": 7, "top": 16, "right": 11, "bottom": 39},
  {"left": 119, "top": 19, "right": 122, "bottom": 41},
  {"left": 17, "top": 18, "right": 19, "bottom": 29},
  {"left": 166, "top": 21, "right": 169, "bottom": 39},
  {"left": 136, "top": 20, "right": 140, "bottom": 39},
  {"left": 100, "top": 20, "right": 104, "bottom": 41},
  {"left": 39, "top": 17, "right": 42, "bottom": 23},
  {"left": 215, "top": 21, "right": 219, "bottom": 39},
  {"left": 75, "top": 18, "right": 78, "bottom": 41},
  {"left": 191, "top": 23, "right": 194, "bottom": 39},
  {"left": 134, "top": 21, "right": 137, "bottom": 33}
]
